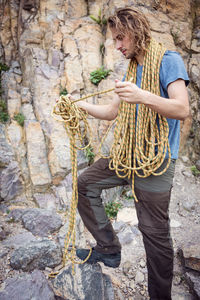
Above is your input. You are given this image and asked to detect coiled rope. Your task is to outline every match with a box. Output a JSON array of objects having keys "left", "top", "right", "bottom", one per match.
[
  {"left": 99, "top": 39, "right": 171, "bottom": 200},
  {"left": 51, "top": 38, "right": 171, "bottom": 276}
]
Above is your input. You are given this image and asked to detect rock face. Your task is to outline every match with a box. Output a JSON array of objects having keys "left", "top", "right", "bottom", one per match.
[
  {"left": 8, "top": 208, "right": 63, "bottom": 236},
  {"left": 0, "top": 125, "right": 23, "bottom": 201},
  {"left": 0, "top": 1, "right": 200, "bottom": 300},
  {"left": 0, "top": 0, "right": 199, "bottom": 202},
  {"left": 10, "top": 239, "right": 62, "bottom": 271},
  {"left": 0, "top": 270, "right": 56, "bottom": 300},
  {"left": 53, "top": 263, "right": 114, "bottom": 300}
]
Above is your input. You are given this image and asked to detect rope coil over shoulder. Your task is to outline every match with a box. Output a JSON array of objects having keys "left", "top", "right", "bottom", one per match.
[{"left": 51, "top": 38, "right": 171, "bottom": 276}]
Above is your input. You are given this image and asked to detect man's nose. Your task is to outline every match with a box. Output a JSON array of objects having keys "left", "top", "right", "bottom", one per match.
[{"left": 116, "top": 40, "right": 122, "bottom": 50}]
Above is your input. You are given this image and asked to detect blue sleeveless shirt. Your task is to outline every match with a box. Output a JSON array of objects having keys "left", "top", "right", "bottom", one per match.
[{"left": 127, "top": 50, "right": 189, "bottom": 159}]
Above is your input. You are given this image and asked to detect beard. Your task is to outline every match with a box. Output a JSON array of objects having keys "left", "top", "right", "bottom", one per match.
[{"left": 125, "top": 41, "right": 141, "bottom": 59}]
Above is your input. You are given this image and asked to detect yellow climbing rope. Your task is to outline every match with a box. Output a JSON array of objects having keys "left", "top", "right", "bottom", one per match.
[
  {"left": 51, "top": 38, "right": 171, "bottom": 275},
  {"left": 99, "top": 39, "right": 171, "bottom": 200}
]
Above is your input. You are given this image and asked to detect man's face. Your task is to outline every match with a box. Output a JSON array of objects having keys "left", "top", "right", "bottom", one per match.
[{"left": 110, "top": 27, "right": 138, "bottom": 59}]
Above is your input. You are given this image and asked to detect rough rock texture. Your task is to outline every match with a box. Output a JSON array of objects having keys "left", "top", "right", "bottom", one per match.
[
  {"left": 53, "top": 263, "right": 114, "bottom": 300},
  {"left": 10, "top": 238, "right": 62, "bottom": 271},
  {"left": 0, "top": 270, "right": 56, "bottom": 300},
  {"left": 185, "top": 271, "right": 200, "bottom": 299},
  {"left": 0, "top": 0, "right": 200, "bottom": 299},
  {"left": 7, "top": 208, "right": 63, "bottom": 236}
]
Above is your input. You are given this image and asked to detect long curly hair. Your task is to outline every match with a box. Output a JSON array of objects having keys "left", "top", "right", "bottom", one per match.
[{"left": 108, "top": 7, "right": 151, "bottom": 56}]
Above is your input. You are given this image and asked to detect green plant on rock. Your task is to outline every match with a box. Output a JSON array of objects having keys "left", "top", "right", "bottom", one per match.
[
  {"left": 0, "top": 100, "right": 9, "bottom": 123},
  {"left": 14, "top": 113, "right": 25, "bottom": 127},
  {"left": 90, "top": 66, "right": 112, "bottom": 85},
  {"left": 90, "top": 8, "right": 107, "bottom": 26},
  {"left": 60, "top": 87, "right": 68, "bottom": 96},
  {"left": 84, "top": 145, "right": 95, "bottom": 165},
  {"left": 191, "top": 165, "right": 200, "bottom": 176},
  {"left": 0, "top": 63, "right": 9, "bottom": 72},
  {"left": 105, "top": 201, "right": 122, "bottom": 219},
  {"left": 0, "top": 62, "right": 9, "bottom": 123}
]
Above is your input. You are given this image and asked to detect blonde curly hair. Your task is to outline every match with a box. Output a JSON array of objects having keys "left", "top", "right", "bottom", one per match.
[{"left": 108, "top": 7, "right": 151, "bottom": 56}]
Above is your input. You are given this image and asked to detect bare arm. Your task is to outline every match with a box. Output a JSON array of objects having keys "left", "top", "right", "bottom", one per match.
[
  {"left": 76, "top": 93, "right": 121, "bottom": 121},
  {"left": 115, "top": 79, "right": 189, "bottom": 120}
]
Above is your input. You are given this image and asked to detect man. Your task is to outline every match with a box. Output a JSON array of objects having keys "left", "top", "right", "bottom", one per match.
[{"left": 75, "top": 7, "right": 189, "bottom": 300}]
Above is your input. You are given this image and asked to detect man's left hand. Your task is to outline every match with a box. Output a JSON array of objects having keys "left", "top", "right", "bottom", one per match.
[{"left": 114, "top": 79, "right": 143, "bottom": 104}]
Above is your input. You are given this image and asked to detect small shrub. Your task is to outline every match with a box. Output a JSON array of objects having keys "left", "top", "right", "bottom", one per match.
[
  {"left": 14, "top": 113, "right": 25, "bottom": 126},
  {"left": 90, "top": 66, "right": 112, "bottom": 85},
  {"left": 90, "top": 8, "right": 107, "bottom": 26},
  {"left": 60, "top": 87, "right": 68, "bottom": 96},
  {"left": 191, "top": 165, "right": 200, "bottom": 176},
  {"left": 105, "top": 201, "right": 122, "bottom": 219},
  {"left": 85, "top": 145, "right": 95, "bottom": 165},
  {"left": 0, "top": 111, "right": 9, "bottom": 123},
  {"left": 0, "top": 100, "right": 9, "bottom": 123},
  {"left": 0, "top": 63, "right": 9, "bottom": 72}
]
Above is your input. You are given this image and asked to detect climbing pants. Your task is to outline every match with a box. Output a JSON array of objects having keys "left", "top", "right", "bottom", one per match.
[{"left": 78, "top": 158, "right": 176, "bottom": 300}]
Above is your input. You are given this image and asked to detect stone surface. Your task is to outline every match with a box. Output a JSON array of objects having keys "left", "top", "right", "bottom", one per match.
[
  {"left": 21, "top": 208, "right": 62, "bottom": 236},
  {"left": 117, "top": 226, "right": 136, "bottom": 245},
  {"left": 34, "top": 193, "right": 59, "bottom": 210},
  {"left": 117, "top": 208, "right": 138, "bottom": 226},
  {"left": 7, "top": 90, "right": 21, "bottom": 118},
  {"left": 21, "top": 103, "right": 36, "bottom": 120},
  {"left": 103, "top": 273, "right": 115, "bottom": 300},
  {"left": 58, "top": 214, "right": 86, "bottom": 248},
  {"left": 2, "top": 231, "right": 37, "bottom": 248},
  {"left": 53, "top": 263, "right": 110, "bottom": 300},
  {"left": 0, "top": 1, "right": 199, "bottom": 299},
  {"left": 185, "top": 271, "right": 200, "bottom": 299},
  {"left": 25, "top": 120, "right": 52, "bottom": 189},
  {"left": 0, "top": 125, "right": 15, "bottom": 168},
  {"left": 10, "top": 239, "right": 62, "bottom": 271},
  {"left": 135, "top": 270, "right": 144, "bottom": 284},
  {"left": 0, "top": 161, "right": 23, "bottom": 201},
  {"left": 0, "top": 270, "right": 56, "bottom": 300}
]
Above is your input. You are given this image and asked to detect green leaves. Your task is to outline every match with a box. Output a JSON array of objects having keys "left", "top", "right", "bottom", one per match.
[
  {"left": 89, "top": 8, "right": 107, "bottom": 26},
  {"left": 14, "top": 113, "right": 25, "bottom": 126},
  {"left": 0, "top": 100, "right": 9, "bottom": 123},
  {"left": 191, "top": 165, "right": 200, "bottom": 176},
  {"left": 90, "top": 66, "right": 112, "bottom": 85},
  {"left": 84, "top": 145, "right": 95, "bottom": 165},
  {"left": 60, "top": 87, "right": 68, "bottom": 96},
  {"left": 105, "top": 201, "right": 122, "bottom": 219},
  {"left": 0, "top": 63, "right": 9, "bottom": 72}
]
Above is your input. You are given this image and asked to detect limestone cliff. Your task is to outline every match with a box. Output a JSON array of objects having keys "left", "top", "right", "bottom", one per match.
[{"left": 0, "top": 0, "right": 199, "bottom": 203}]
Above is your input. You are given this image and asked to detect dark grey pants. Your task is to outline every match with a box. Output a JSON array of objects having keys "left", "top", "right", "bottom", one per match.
[{"left": 78, "top": 158, "right": 175, "bottom": 300}]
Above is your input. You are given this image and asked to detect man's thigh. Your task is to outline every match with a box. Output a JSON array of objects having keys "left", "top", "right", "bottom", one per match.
[{"left": 78, "top": 158, "right": 127, "bottom": 197}]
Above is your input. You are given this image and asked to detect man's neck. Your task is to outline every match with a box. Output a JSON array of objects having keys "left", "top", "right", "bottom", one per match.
[{"left": 135, "top": 51, "right": 145, "bottom": 66}]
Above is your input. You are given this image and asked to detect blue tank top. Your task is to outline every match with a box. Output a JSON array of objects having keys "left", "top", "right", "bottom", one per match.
[{"left": 127, "top": 50, "right": 189, "bottom": 159}]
